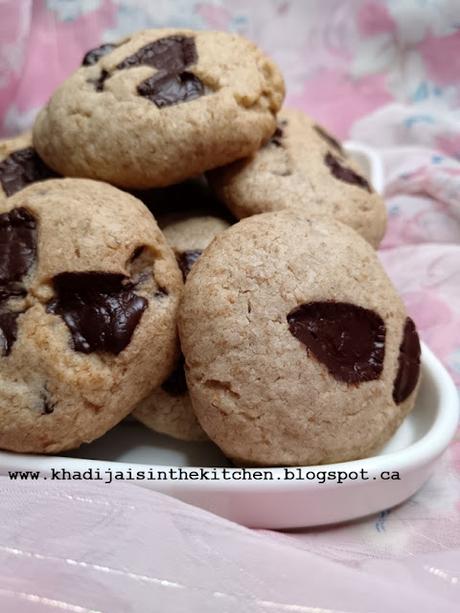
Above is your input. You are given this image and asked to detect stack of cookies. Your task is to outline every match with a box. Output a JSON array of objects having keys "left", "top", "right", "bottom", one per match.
[{"left": 0, "top": 29, "right": 421, "bottom": 466}]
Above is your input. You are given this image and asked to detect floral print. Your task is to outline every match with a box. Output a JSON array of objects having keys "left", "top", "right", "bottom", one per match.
[{"left": 0, "top": 0, "right": 459, "bottom": 592}]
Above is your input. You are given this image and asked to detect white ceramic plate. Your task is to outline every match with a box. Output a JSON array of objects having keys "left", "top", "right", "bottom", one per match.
[
  {"left": 0, "top": 145, "right": 457, "bottom": 528},
  {"left": 0, "top": 342, "right": 457, "bottom": 528},
  {"left": 346, "top": 141, "right": 385, "bottom": 194}
]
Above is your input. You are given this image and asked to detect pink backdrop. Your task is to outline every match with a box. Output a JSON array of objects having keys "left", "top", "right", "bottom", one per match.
[{"left": 0, "top": 1, "right": 459, "bottom": 611}]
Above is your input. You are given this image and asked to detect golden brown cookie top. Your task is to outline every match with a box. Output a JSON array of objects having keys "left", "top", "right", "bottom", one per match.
[
  {"left": 0, "top": 178, "right": 182, "bottom": 453},
  {"left": 179, "top": 211, "right": 420, "bottom": 466},
  {"left": 208, "top": 108, "right": 387, "bottom": 248},
  {"left": 33, "top": 29, "right": 285, "bottom": 189}
]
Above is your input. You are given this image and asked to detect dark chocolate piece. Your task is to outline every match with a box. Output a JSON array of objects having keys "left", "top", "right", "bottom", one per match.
[
  {"left": 82, "top": 43, "right": 117, "bottom": 66},
  {"left": 117, "top": 35, "right": 197, "bottom": 72},
  {"left": 137, "top": 70, "right": 204, "bottom": 108},
  {"left": 287, "top": 301, "right": 385, "bottom": 384},
  {"left": 0, "top": 207, "right": 36, "bottom": 356},
  {"left": 47, "top": 272, "right": 148, "bottom": 354},
  {"left": 393, "top": 317, "right": 421, "bottom": 404},
  {"left": 0, "top": 284, "right": 26, "bottom": 302},
  {"left": 325, "top": 152, "right": 372, "bottom": 192},
  {"left": 270, "top": 126, "right": 284, "bottom": 147},
  {"left": 130, "top": 246, "right": 144, "bottom": 261},
  {"left": 0, "top": 148, "right": 57, "bottom": 197},
  {"left": 0, "top": 311, "right": 20, "bottom": 357},
  {"left": 42, "top": 399, "right": 56, "bottom": 415},
  {"left": 86, "top": 36, "right": 203, "bottom": 102},
  {"left": 161, "top": 354, "right": 188, "bottom": 396},
  {"left": 270, "top": 119, "right": 288, "bottom": 147},
  {"left": 0, "top": 207, "right": 37, "bottom": 285},
  {"left": 314, "top": 125, "right": 343, "bottom": 154},
  {"left": 39, "top": 384, "right": 57, "bottom": 414},
  {"left": 87, "top": 69, "right": 110, "bottom": 92},
  {"left": 177, "top": 249, "right": 202, "bottom": 281},
  {"left": 154, "top": 286, "right": 169, "bottom": 298}
]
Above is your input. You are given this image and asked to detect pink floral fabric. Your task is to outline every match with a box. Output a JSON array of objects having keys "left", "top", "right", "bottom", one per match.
[{"left": 0, "top": 1, "right": 459, "bottom": 611}]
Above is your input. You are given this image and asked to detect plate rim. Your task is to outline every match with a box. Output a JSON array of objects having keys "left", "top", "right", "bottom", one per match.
[
  {"left": 0, "top": 342, "right": 457, "bottom": 492},
  {"left": 344, "top": 140, "right": 385, "bottom": 195}
]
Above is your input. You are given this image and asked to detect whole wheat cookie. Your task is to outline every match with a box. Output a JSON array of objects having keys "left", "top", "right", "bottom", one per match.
[
  {"left": 33, "top": 29, "right": 285, "bottom": 189},
  {"left": 179, "top": 211, "right": 421, "bottom": 466},
  {"left": 0, "top": 132, "right": 58, "bottom": 201},
  {"left": 134, "top": 210, "right": 230, "bottom": 441},
  {"left": 161, "top": 210, "right": 231, "bottom": 279},
  {"left": 0, "top": 178, "right": 182, "bottom": 453},
  {"left": 207, "top": 109, "right": 387, "bottom": 247}
]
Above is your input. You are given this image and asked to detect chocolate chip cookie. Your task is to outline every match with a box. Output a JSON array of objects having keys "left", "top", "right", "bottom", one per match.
[
  {"left": 207, "top": 109, "right": 387, "bottom": 248},
  {"left": 33, "top": 29, "right": 285, "bottom": 189},
  {"left": 0, "top": 178, "right": 182, "bottom": 453},
  {"left": 134, "top": 210, "right": 230, "bottom": 441},
  {"left": 179, "top": 211, "right": 420, "bottom": 466},
  {"left": 0, "top": 132, "right": 58, "bottom": 200}
]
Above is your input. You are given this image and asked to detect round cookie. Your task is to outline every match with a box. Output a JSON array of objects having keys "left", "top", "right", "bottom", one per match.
[
  {"left": 179, "top": 211, "right": 421, "bottom": 466},
  {"left": 134, "top": 210, "right": 230, "bottom": 441},
  {"left": 0, "top": 132, "right": 58, "bottom": 201},
  {"left": 134, "top": 355, "right": 206, "bottom": 442},
  {"left": 33, "top": 29, "right": 285, "bottom": 189},
  {"left": 0, "top": 178, "right": 182, "bottom": 453},
  {"left": 207, "top": 109, "right": 387, "bottom": 248}
]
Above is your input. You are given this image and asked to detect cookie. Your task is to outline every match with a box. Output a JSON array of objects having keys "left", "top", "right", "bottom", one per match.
[
  {"left": 33, "top": 29, "right": 285, "bottom": 189},
  {"left": 134, "top": 210, "right": 230, "bottom": 441},
  {"left": 179, "top": 211, "right": 421, "bottom": 466},
  {"left": 0, "top": 178, "right": 182, "bottom": 453},
  {"left": 0, "top": 132, "right": 58, "bottom": 200},
  {"left": 161, "top": 211, "right": 231, "bottom": 279},
  {"left": 134, "top": 355, "right": 206, "bottom": 442},
  {"left": 207, "top": 109, "right": 387, "bottom": 248}
]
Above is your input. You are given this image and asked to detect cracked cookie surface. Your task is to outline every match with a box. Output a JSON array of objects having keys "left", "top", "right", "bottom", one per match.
[
  {"left": 207, "top": 109, "right": 387, "bottom": 248},
  {"left": 179, "top": 211, "right": 420, "bottom": 466},
  {"left": 134, "top": 208, "right": 230, "bottom": 442},
  {"left": 0, "top": 178, "right": 182, "bottom": 453},
  {"left": 33, "top": 29, "right": 285, "bottom": 189}
]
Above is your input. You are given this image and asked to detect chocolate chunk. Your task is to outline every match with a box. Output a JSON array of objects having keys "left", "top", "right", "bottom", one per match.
[
  {"left": 130, "top": 246, "right": 144, "bottom": 261},
  {"left": 40, "top": 386, "right": 57, "bottom": 415},
  {"left": 82, "top": 43, "right": 117, "bottom": 66},
  {"left": 177, "top": 249, "right": 202, "bottom": 280},
  {"left": 271, "top": 126, "right": 284, "bottom": 147},
  {"left": 0, "top": 208, "right": 37, "bottom": 286},
  {"left": 137, "top": 70, "right": 204, "bottom": 108},
  {"left": 154, "top": 286, "right": 168, "bottom": 298},
  {"left": 314, "top": 125, "right": 343, "bottom": 154},
  {"left": 393, "top": 317, "right": 421, "bottom": 404},
  {"left": 325, "top": 152, "right": 372, "bottom": 192},
  {"left": 270, "top": 119, "right": 288, "bottom": 147},
  {"left": 161, "top": 354, "right": 188, "bottom": 396},
  {"left": 86, "top": 36, "right": 203, "bottom": 100},
  {"left": 117, "top": 35, "right": 197, "bottom": 72},
  {"left": 87, "top": 69, "right": 110, "bottom": 92},
  {"left": 42, "top": 399, "right": 55, "bottom": 415},
  {"left": 47, "top": 272, "right": 148, "bottom": 354},
  {"left": 0, "top": 148, "right": 57, "bottom": 197},
  {"left": 0, "top": 207, "right": 34, "bottom": 357},
  {"left": 287, "top": 301, "right": 385, "bottom": 384},
  {"left": 0, "top": 311, "right": 20, "bottom": 356},
  {"left": 0, "top": 285, "right": 26, "bottom": 302}
]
